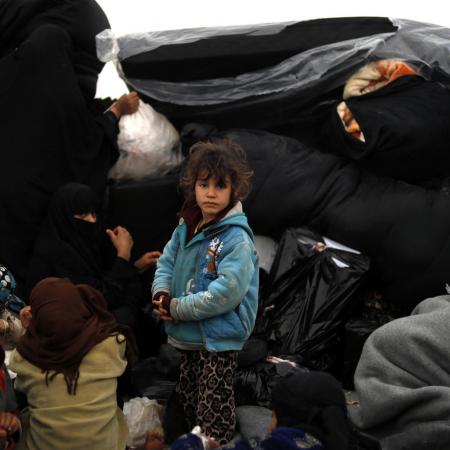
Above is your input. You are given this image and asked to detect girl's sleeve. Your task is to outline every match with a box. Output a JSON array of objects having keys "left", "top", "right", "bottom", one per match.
[
  {"left": 170, "top": 237, "right": 256, "bottom": 321},
  {"left": 152, "top": 228, "right": 180, "bottom": 297}
]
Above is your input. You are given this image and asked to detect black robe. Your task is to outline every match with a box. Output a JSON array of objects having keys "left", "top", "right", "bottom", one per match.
[
  {"left": 26, "top": 183, "right": 143, "bottom": 327},
  {"left": 0, "top": 0, "right": 119, "bottom": 291}
]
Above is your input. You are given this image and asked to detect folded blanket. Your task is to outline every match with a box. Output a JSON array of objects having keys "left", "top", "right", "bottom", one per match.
[
  {"left": 350, "top": 295, "right": 450, "bottom": 450},
  {"left": 337, "top": 60, "right": 417, "bottom": 141}
]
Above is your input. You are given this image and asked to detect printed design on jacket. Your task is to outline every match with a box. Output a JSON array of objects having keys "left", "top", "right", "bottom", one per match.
[
  {"left": 205, "top": 237, "right": 224, "bottom": 276},
  {"left": 184, "top": 278, "right": 214, "bottom": 302}
]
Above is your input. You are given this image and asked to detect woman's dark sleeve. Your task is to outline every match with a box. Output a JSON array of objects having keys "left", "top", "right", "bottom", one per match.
[{"left": 102, "top": 256, "right": 144, "bottom": 310}]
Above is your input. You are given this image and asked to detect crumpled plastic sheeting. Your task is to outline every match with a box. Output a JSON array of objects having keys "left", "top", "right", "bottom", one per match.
[{"left": 96, "top": 19, "right": 450, "bottom": 105}]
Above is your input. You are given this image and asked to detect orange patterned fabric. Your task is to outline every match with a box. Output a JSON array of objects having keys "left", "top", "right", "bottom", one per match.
[{"left": 338, "top": 60, "right": 417, "bottom": 141}]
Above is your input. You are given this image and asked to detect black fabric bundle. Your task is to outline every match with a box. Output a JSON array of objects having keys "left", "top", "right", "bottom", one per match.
[
  {"left": 272, "top": 371, "right": 380, "bottom": 450},
  {"left": 181, "top": 125, "right": 450, "bottom": 312},
  {"left": 120, "top": 18, "right": 396, "bottom": 145},
  {"left": 325, "top": 75, "right": 450, "bottom": 184}
]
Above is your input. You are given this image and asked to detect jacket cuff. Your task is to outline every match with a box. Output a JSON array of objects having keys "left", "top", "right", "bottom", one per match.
[
  {"left": 170, "top": 298, "right": 181, "bottom": 321},
  {"left": 152, "top": 289, "right": 170, "bottom": 300},
  {"left": 161, "top": 295, "right": 172, "bottom": 316}
]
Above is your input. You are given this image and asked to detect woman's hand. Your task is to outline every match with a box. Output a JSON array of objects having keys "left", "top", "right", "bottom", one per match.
[
  {"left": 134, "top": 251, "right": 161, "bottom": 273},
  {"left": 109, "top": 91, "right": 139, "bottom": 120},
  {"left": 106, "top": 226, "right": 134, "bottom": 261}
]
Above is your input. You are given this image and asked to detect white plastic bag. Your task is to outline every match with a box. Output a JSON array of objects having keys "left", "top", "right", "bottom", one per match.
[
  {"left": 123, "top": 397, "right": 163, "bottom": 449},
  {"left": 109, "top": 100, "right": 182, "bottom": 180},
  {"left": 254, "top": 235, "right": 278, "bottom": 274}
]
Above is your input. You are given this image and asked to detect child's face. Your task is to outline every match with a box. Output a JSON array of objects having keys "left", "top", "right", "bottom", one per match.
[{"left": 195, "top": 173, "right": 232, "bottom": 222}]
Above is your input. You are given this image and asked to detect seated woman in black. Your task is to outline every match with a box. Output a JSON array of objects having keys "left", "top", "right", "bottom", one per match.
[{"left": 26, "top": 182, "right": 160, "bottom": 328}]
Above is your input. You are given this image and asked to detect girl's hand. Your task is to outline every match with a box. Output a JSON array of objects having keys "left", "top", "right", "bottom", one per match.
[
  {"left": 152, "top": 298, "right": 176, "bottom": 322},
  {"left": 134, "top": 251, "right": 161, "bottom": 273},
  {"left": 106, "top": 226, "right": 134, "bottom": 261},
  {"left": 0, "top": 412, "right": 20, "bottom": 438}
]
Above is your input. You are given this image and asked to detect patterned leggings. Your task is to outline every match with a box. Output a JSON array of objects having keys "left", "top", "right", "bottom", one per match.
[{"left": 176, "top": 350, "right": 237, "bottom": 445}]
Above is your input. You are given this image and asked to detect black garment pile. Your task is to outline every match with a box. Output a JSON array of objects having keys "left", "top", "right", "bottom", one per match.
[
  {"left": 179, "top": 125, "right": 450, "bottom": 312},
  {"left": 325, "top": 75, "right": 450, "bottom": 184}
]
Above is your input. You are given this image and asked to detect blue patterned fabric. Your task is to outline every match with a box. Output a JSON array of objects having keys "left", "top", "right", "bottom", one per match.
[
  {"left": 152, "top": 202, "right": 259, "bottom": 352},
  {"left": 0, "top": 265, "right": 26, "bottom": 314},
  {"left": 171, "top": 427, "right": 324, "bottom": 450}
]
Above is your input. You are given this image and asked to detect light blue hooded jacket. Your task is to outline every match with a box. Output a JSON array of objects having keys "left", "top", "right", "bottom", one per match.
[{"left": 152, "top": 202, "right": 259, "bottom": 352}]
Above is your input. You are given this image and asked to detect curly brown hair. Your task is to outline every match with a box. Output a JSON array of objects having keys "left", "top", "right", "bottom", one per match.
[{"left": 180, "top": 140, "right": 253, "bottom": 206}]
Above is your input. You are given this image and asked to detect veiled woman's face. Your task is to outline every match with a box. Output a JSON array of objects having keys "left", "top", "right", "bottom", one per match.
[{"left": 73, "top": 212, "right": 97, "bottom": 223}]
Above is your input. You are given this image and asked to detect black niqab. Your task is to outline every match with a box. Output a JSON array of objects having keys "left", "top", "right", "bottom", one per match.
[{"left": 27, "top": 183, "right": 103, "bottom": 294}]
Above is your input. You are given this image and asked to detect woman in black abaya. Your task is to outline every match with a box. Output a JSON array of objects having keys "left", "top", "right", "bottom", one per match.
[{"left": 26, "top": 183, "right": 160, "bottom": 328}]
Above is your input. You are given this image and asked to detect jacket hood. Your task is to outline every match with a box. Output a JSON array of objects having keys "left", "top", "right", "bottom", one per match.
[{"left": 204, "top": 201, "right": 254, "bottom": 241}]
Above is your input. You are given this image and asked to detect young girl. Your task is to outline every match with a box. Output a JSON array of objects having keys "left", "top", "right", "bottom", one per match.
[
  {"left": 0, "top": 344, "right": 20, "bottom": 450},
  {"left": 152, "top": 140, "right": 259, "bottom": 445}
]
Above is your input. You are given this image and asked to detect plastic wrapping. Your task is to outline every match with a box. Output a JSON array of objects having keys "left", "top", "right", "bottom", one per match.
[
  {"left": 97, "top": 19, "right": 450, "bottom": 106},
  {"left": 109, "top": 100, "right": 182, "bottom": 180},
  {"left": 96, "top": 23, "right": 293, "bottom": 61},
  {"left": 123, "top": 397, "right": 163, "bottom": 449},
  {"left": 256, "top": 228, "right": 370, "bottom": 371},
  {"left": 254, "top": 235, "right": 278, "bottom": 274}
]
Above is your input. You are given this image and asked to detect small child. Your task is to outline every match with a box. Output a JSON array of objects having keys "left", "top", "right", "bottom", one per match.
[
  {"left": 152, "top": 140, "right": 259, "bottom": 445},
  {"left": 0, "top": 344, "right": 20, "bottom": 450},
  {"left": 0, "top": 265, "right": 26, "bottom": 348}
]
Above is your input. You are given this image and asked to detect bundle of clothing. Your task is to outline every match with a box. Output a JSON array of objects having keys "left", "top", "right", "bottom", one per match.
[
  {"left": 326, "top": 59, "right": 450, "bottom": 184},
  {"left": 181, "top": 124, "right": 450, "bottom": 312}
]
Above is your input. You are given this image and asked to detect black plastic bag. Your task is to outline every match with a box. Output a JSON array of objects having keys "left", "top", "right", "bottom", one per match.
[
  {"left": 256, "top": 227, "right": 370, "bottom": 371},
  {"left": 234, "top": 357, "right": 308, "bottom": 408}
]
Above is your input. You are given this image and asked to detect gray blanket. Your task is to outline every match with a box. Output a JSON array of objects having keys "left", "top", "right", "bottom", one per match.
[{"left": 349, "top": 295, "right": 450, "bottom": 450}]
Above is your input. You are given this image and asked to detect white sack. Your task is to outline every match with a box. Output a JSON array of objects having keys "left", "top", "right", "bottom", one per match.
[
  {"left": 123, "top": 397, "right": 163, "bottom": 449},
  {"left": 109, "top": 100, "right": 182, "bottom": 180}
]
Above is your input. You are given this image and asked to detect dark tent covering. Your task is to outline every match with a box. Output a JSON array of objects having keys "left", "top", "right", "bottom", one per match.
[
  {"left": 0, "top": 0, "right": 117, "bottom": 292},
  {"left": 114, "top": 17, "right": 397, "bottom": 146},
  {"left": 325, "top": 75, "right": 450, "bottom": 184},
  {"left": 180, "top": 125, "right": 450, "bottom": 312},
  {"left": 121, "top": 17, "right": 395, "bottom": 82}
]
